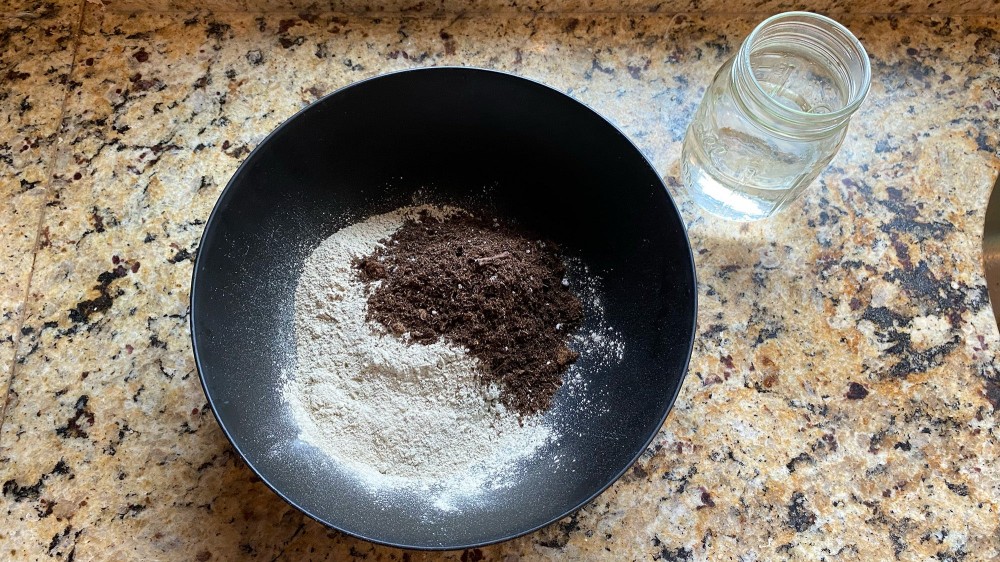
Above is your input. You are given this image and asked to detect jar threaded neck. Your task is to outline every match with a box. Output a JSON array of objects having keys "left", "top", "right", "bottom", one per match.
[{"left": 730, "top": 12, "right": 871, "bottom": 140}]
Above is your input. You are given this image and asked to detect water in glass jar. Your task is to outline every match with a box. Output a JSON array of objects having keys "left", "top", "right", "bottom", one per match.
[
  {"left": 682, "top": 121, "right": 816, "bottom": 221},
  {"left": 681, "top": 12, "right": 870, "bottom": 221}
]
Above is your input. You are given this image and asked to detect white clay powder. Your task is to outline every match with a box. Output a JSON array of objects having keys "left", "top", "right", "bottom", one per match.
[{"left": 283, "top": 206, "right": 552, "bottom": 496}]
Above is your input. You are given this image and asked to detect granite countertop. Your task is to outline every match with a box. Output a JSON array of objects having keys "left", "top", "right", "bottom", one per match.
[{"left": 2, "top": 0, "right": 999, "bottom": 559}]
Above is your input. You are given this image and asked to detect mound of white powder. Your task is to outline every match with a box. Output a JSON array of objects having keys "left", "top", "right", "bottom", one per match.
[{"left": 283, "top": 206, "right": 551, "bottom": 490}]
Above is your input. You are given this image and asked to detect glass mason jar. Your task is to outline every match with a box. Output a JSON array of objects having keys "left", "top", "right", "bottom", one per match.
[{"left": 681, "top": 12, "right": 871, "bottom": 221}]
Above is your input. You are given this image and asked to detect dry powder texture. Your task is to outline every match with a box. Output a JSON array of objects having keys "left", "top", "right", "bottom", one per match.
[{"left": 283, "top": 206, "right": 550, "bottom": 489}]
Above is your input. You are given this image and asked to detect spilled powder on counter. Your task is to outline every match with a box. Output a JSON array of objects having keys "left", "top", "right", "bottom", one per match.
[{"left": 283, "top": 205, "right": 553, "bottom": 495}]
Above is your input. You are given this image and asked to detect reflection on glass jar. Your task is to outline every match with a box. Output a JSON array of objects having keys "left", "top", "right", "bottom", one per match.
[{"left": 682, "top": 12, "right": 872, "bottom": 221}]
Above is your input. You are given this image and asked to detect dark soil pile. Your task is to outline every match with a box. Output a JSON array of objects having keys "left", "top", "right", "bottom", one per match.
[{"left": 357, "top": 210, "right": 584, "bottom": 416}]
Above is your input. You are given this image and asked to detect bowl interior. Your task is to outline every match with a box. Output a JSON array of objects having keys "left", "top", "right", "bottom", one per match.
[{"left": 191, "top": 68, "right": 696, "bottom": 549}]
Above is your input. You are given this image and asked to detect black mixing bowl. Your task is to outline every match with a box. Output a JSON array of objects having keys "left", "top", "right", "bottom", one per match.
[{"left": 191, "top": 68, "right": 697, "bottom": 549}]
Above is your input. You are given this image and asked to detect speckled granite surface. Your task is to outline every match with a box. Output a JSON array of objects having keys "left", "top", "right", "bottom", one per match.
[
  {"left": 96, "top": 0, "right": 1000, "bottom": 17},
  {"left": 0, "top": 1, "right": 79, "bottom": 407},
  {"left": 2, "top": 0, "right": 999, "bottom": 560}
]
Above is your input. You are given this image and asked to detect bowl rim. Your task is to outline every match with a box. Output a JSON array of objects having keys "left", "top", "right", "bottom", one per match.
[{"left": 190, "top": 66, "right": 698, "bottom": 551}]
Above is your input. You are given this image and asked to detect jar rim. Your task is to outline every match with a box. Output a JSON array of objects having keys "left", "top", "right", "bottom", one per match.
[{"left": 739, "top": 11, "right": 872, "bottom": 124}]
